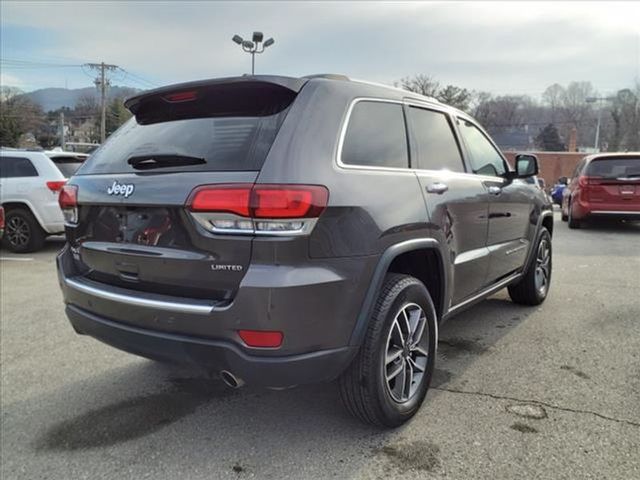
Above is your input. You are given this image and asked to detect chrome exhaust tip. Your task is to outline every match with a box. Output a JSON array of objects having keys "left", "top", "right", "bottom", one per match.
[{"left": 220, "top": 370, "right": 245, "bottom": 389}]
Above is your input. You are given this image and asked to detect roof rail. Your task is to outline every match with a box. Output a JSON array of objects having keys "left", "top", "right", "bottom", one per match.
[{"left": 302, "top": 74, "right": 350, "bottom": 81}]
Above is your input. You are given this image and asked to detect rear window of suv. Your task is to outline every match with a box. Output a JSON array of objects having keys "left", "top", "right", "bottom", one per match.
[
  {"left": 76, "top": 82, "right": 296, "bottom": 175},
  {"left": 586, "top": 157, "right": 640, "bottom": 178},
  {"left": 49, "top": 155, "right": 86, "bottom": 177}
]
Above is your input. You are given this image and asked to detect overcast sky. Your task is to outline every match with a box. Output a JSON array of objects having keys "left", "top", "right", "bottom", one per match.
[{"left": 1, "top": 1, "right": 639, "bottom": 97}]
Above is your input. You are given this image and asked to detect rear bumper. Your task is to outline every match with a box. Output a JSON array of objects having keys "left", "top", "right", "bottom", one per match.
[
  {"left": 573, "top": 199, "right": 640, "bottom": 220},
  {"left": 588, "top": 210, "right": 640, "bottom": 220},
  {"left": 66, "top": 304, "right": 356, "bottom": 388},
  {"left": 57, "top": 244, "right": 370, "bottom": 387}
]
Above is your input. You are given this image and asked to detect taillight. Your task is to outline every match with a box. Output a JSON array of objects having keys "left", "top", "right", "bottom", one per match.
[
  {"left": 46, "top": 180, "right": 66, "bottom": 192},
  {"left": 251, "top": 185, "right": 328, "bottom": 218},
  {"left": 58, "top": 185, "right": 78, "bottom": 224},
  {"left": 188, "top": 184, "right": 329, "bottom": 235},
  {"left": 190, "top": 184, "right": 252, "bottom": 216}
]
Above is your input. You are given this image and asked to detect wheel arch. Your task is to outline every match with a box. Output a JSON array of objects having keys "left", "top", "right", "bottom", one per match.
[
  {"left": 1, "top": 201, "right": 47, "bottom": 229},
  {"left": 348, "top": 238, "right": 447, "bottom": 347}
]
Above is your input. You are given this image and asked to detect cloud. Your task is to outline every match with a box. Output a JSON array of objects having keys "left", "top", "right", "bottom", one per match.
[
  {"left": 2, "top": 1, "right": 639, "bottom": 95},
  {"left": 0, "top": 72, "right": 25, "bottom": 89}
]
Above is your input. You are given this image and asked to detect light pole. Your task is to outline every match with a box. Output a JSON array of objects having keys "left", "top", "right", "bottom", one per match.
[
  {"left": 586, "top": 96, "right": 615, "bottom": 152},
  {"left": 232, "top": 31, "right": 275, "bottom": 75}
]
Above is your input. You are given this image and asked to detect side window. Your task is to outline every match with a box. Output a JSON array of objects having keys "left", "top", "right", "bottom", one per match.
[
  {"left": 408, "top": 107, "right": 464, "bottom": 172},
  {"left": 341, "top": 101, "right": 409, "bottom": 169},
  {"left": 457, "top": 120, "right": 507, "bottom": 177},
  {"left": 0, "top": 157, "right": 39, "bottom": 178}
]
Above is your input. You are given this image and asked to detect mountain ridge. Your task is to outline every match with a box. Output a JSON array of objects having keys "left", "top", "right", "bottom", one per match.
[{"left": 12, "top": 85, "right": 141, "bottom": 112}]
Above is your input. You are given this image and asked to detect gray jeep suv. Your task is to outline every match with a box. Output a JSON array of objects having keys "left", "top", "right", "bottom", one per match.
[{"left": 57, "top": 74, "right": 553, "bottom": 426}]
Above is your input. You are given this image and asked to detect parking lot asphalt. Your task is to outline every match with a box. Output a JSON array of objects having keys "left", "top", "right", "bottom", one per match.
[{"left": 1, "top": 212, "right": 639, "bottom": 480}]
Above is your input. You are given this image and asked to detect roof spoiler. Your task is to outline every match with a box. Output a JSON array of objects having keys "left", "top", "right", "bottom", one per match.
[{"left": 124, "top": 75, "right": 308, "bottom": 113}]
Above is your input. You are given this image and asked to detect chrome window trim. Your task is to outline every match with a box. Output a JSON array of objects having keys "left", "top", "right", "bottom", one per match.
[
  {"left": 335, "top": 97, "right": 506, "bottom": 183},
  {"left": 336, "top": 97, "right": 410, "bottom": 173}
]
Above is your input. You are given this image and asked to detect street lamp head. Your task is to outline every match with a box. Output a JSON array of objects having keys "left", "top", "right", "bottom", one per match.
[
  {"left": 242, "top": 40, "right": 255, "bottom": 50},
  {"left": 263, "top": 38, "right": 275, "bottom": 48},
  {"left": 252, "top": 31, "right": 264, "bottom": 43},
  {"left": 232, "top": 34, "right": 243, "bottom": 45}
]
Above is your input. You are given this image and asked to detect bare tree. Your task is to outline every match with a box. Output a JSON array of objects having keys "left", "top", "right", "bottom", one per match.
[
  {"left": 542, "top": 83, "right": 564, "bottom": 122},
  {"left": 437, "top": 85, "right": 472, "bottom": 111},
  {"left": 560, "top": 81, "right": 595, "bottom": 126},
  {"left": 397, "top": 74, "right": 440, "bottom": 98},
  {"left": 609, "top": 84, "right": 640, "bottom": 151}
]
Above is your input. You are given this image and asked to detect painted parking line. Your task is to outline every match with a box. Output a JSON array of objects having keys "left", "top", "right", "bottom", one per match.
[{"left": 0, "top": 257, "right": 34, "bottom": 262}]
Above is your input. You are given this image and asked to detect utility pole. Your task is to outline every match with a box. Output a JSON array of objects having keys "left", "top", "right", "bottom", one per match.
[
  {"left": 84, "top": 62, "right": 118, "bottom": 143},
  {"left": 58, "top": 111, "right": 65, "bottom": 150},
  {"left": 586, "top": 96, "right": 615, "bottom": 152}
]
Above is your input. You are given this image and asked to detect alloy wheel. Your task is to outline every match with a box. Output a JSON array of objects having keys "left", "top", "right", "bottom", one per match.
[
  {"left": 384, "top": 303, "right": 429, "bottom": 403},
  {"left": 6, "top": 216, "right": 30, "bottom": 248},
  {"left": 534, "top": 238, "right": 551, "bottom": 295}
]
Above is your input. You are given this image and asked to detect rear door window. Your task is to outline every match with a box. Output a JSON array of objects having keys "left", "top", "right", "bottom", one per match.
[
  {"left": 408, "top": 107, "right": 464, "bottom": 172},
  {"left": 341, "top": 101, "right": 409, "bottom": 169},
  {"left": 77, "top": 82, "right": 296, "bottom": 175},
  {"left": 0, "top": 157, "right": 38, "bottom": 178}
]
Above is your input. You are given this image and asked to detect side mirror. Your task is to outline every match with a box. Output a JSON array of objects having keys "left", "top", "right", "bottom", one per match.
[{"left": 514, "top": 154, "right": 539, "bottom": 178}]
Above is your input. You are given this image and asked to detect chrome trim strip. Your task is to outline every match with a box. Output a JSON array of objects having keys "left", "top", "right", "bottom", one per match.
[
  {"left": 591, "top": 210, "right": 640, "bottom": 215},
  {"left": 65, "top": 278, "right": 214, "bottom": 314},
  {"left": 454, "top": 247, "right": 489, "bottom": 265},
  {"left": 447, "top": 271, "right": 522, "bottom": 315},
  {"left": 334, "top": 97, "right": 506, "bottom": 183},
  {"left": 190, "top": 212, "right": 319, "bottom": 236}
]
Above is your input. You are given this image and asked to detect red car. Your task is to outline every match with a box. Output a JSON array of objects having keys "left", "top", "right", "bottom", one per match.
[{"left": 562, "top": 153, "right": 640, "bottom": 228}]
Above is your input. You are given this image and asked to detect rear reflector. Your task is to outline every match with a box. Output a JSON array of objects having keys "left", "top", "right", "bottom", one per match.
[
  {"left": 238, "top": 330, "right": 283, "bottom": 348},
  {"left": 46, "top": 180, "right": 67, "bottom": 192}
]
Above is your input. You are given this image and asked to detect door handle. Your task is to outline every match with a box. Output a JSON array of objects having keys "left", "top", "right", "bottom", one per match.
[
  {"left": 487, "top": 185, "right": 502, "bottom": 195},
  {"left": 426, "top": 182, "right": 448, "bottom": 194}
]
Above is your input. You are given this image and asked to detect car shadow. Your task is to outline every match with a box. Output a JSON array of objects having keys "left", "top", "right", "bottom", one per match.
[
  {"left": 573, "top": 218, "right": 640, "bottom": 234},
  {"left": 0, "top": 236, "right": 65, "bottom": 257},
  {"left": 29, "top": 291, "right": 533, "bottom": 477}
]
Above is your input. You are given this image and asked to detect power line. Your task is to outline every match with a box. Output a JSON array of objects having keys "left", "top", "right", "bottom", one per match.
[{"left": 118, "top": 68, "right": 158, "bottom": 88}]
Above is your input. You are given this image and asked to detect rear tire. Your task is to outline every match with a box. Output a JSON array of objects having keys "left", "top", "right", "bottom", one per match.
[
  {"left": 2, "top": 208, "right": 46, "bottom": 253},
  {"left": 567, "top": 201, "right": 581, "bottom": 229},
  {"left": 508, "top": 227, "right": 552, "bottom": 306},
  {"left": 339, "top": 274, "right": 437, "bottom": 427}
]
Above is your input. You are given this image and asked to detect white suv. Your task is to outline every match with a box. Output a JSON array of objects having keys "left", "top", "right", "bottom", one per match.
[{"left": 0, "top": 149, "right": 87, "bottom": 252}]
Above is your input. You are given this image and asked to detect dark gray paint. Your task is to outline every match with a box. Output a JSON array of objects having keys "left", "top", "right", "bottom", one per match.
[{"left": 58, "top": 74, "right": 552, "bottom": 387}]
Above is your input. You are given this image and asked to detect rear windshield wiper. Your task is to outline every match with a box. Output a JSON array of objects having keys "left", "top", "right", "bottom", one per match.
[{"left": 127, "top": 154, "right": 206, "bottom": 170}]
